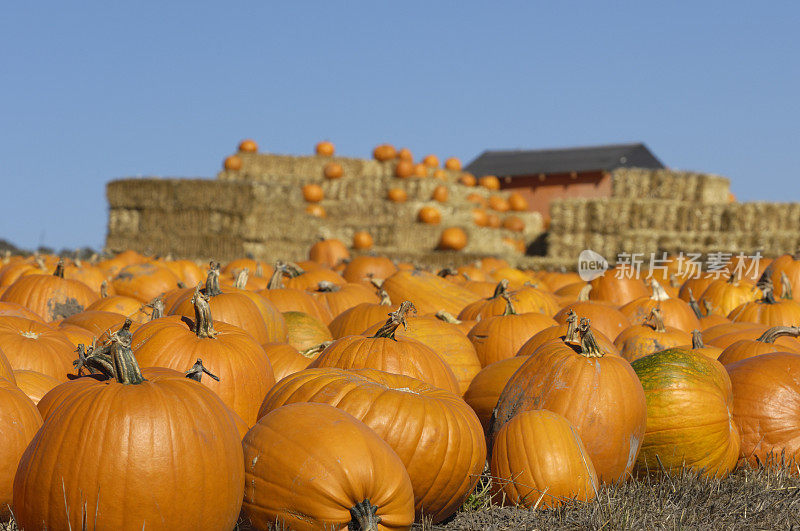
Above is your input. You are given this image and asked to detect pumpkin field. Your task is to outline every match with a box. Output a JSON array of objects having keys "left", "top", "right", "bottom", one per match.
[{"left": 1, "top": 201, "right": 800, "bottom": 529}]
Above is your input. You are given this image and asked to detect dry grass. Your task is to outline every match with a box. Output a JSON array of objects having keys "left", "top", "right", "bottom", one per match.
[{"left": 416, "top": 463, "right": 800, "bottom": 530}]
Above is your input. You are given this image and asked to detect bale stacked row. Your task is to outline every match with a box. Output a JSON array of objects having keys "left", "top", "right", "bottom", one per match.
[{"left": 610, "top": 168, "right": 731, "bottom": 204}]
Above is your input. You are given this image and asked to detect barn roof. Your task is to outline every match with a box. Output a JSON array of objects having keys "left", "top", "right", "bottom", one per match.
[{"left": 464, "top": 143, "right": 664, "bottom": 177}]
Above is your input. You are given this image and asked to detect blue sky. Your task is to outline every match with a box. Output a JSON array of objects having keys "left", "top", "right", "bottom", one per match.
[{"left": 2, "top": 1, "right": 798, "bottom": 250}]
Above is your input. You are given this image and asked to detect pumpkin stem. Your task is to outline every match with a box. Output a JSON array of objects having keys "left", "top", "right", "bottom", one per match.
[
  {"left": 192, "top": 283, "right": 218, "bottom": 339},
  {"left": 369, "top": 278, "right": 384, "bottom": 289},
  {"left": 669, "top": 274, "right": 681, "bottom": 288},
  {"left": 378, "top": 290, "right": 392, "bottom": 306},
  {"left": 760, "top": 282, "right": 777, "bottom": 305},
  {"left": 255, "top": 262, "right": 264, "bottom": 278},
  {"left": 434, "top": 310, "right": 462, "bottom": 324},
  {"left": 73, "top": 342, "right": 114, "bottom": 378},
  {"left": 756, "top": 326, "right": 800, "bottom": 344},
  {"left": 145, "top": 297, "right": 165, "bottom": 321},
  {"left": 491, "top": 279, "right": 510, "bottom": 300},
  {"left": 371, "top": 301, "right": 416, "bottom": 339},
  {"left": 283, "top": 262, "right": 306, "bottom": 278},
  {"left": 649, "top": 279, "right": 670, "bottom": 302},
  {"left": 299, "top": 341, "right": 332, "bottom": 358},
  {"left": 99, "top": 280, "right": 108, "bottom": 298},
  {"left": 564, "top": 310, "right": 579, "bottom": 342},
  {"left": 233, "top": 268, "right": 249, "bottom": 290},
  {"left": 702, "top": 298, "right": 713, "bottom": 316},
  {"left": 348, "top": 499, "right": 381, "bottom": 531},
  {"left": 110, "top": 319, "right": 145, "bottom": 385},
  {"left": 577, "top": 284, "right": 592, "bottom": 301},
  {"left": 203, "top": 262, "right": 223, "bottom": 297},
  {"left": 501, "top": 292, "right": 517, "bottom": 316},
  {"left": 691, "top": 329, "right": 704, "bottom": 349},
  {"left": 687, "top": 288, "right": 704, "bottom": 318},
  {"left": 316, "top": 281, "right": 340, "bottom": 293},
  {"left": 267, "top": 263, "right": 287, "bottom": 289},
  {"left": 53, "top": 258, "right": 65, "bottom": 278},
  {"left": 185, "top": 358, "right": 220, "bottom": 382},
  {"left": 437, "top": 267, "right": 458, "bottom": 278},
  {"left": 646, "top": 307, "right": 667, "bottom": 333},
  {"left": 577, "top": 319, "right": 604, "bottom": 358},
  {"left": 781, "top": 272, "right": 793, "bottom": 300}
]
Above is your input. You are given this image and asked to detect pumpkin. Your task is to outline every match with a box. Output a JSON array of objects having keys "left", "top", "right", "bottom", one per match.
[
  {"left": 487, "top": 195, "right": 509, "bottom": 212},
  {"left": 13, "top": 330, "right": 244, "bottom": 529},
  {"left": 381, "top": 269, "right": 480, "bottom": 316},
  {"left": 433, "top": 168, "right": 447, "bottom": 180},
  {"left": 283, "top": 311, "right": 333, "bottom": 351},
  {"left": 87, "top": 293, "right": 150, "bottom": 321},
  {"left": 262, "top": 342, "right": 323, "bottom": 382},
  {"left": 682, "top": 329, "right": 723, "bottom": 359},
  {"left": 494, "top": 321, "right": 646, "bottom": 483},
  {"left": 111, "top": 262, "right": 180, "bottom": 304},
  {"left": 459, "top": 280, "right": 558, "bottom": 320},
  {"left": 261, "top": 263, "right": 326, "bottom": 319},
  {"left": 342, "top": 255, "right": 397, "bottom": 285},
  {"left": 0, "top": 378, "right": 42, "bottom": 518},
  {"left": 467, "top": 297, "right": 556, "bottom": 367},
  {"left": 352, "top": 230, "right": 374, "bottom": 250},
  {"left": 387, "top": 187, "right": 408, "bottom": 202},
  {"left": 459, "top": 173, "right": 477, "bottom": 186},
  {"left": 431, "top": 185, "right": 449, "bottom": 202},
  {"left": 309, "top": 281, "right": 380, "bottom": 324},
  {"left": 631, "top": 348, "right": 740, "bottom": 478},
  {"left": 614, "top": 308, "right": 692, "bottom": 363},
  {"left": 12, "top": 369, "right": 60, "bottom": 405},
  {"left": 588, "top": 269, "right": 649, "bottom": 306},
  {"left": 508, "top": 192, "right": 529, "bottom": 211},
  {"left": 1, "top": 259, "right": 99, "bottom": 321},
  {"left": 222, "top": 258, "right": 273, "bottom": 283},
  {"left": 323, "top": 161, "right": 344, "bottom": 179},
  {"left": 491, "top": 409, "right": 598, "bottom": 509},
  {"left": 502, "top": 215, "right": 525, "bottom": 232},
  {"left": 395, "top": 160, "right": 414, "bottom": 178},
  {"left": 480, "top": 176, "right": 501, "bottom": 190},
  {"left": 302, "top": 183, "right": 324, "bottom": 203},
  {"left": 223, "top": 154, "right": 242, "bottom": 170},
  {"left": 329, "top": 291, "right": 395, "bottom": 338},
  {"left": 258, "top": 369, "right": 484, "bottom": 522},
  {"left": 413, "top": 163, "right": 428, "bottom": 177},
  {"left": 305, "top": 203, "right": 326, "bottom": 217},
  {"left": 444, "top": 157, "right": 461, "bottom": 170},
  {"left": 309, "top": 238, "right": 350, "bottom": 268},
  {"left": 0, "top": 301, "right": 46, "bottom": 323},
  {"left": 362, "top": 311, "right": 482, "bottom": 395},
  {"left": 678, "top": 274, "right": 717, "bottom": 303},
  {"left": 620, "top": 279, "right": 701, "bottom": 333},
  {"left": 486, "top": 213, "right": 501, "bottom": 228},
  {"left": 699, "top": 274, "right": 762, "bottom": 316},
  {"left": 0, "top": 258, "right": 49, "bottom": 288},
  {"left": 466, "top": 192, "right": 487, "bottom": 207},
  {"left": 133, "top": 287, "right": 275, "bottom": 425},
  {"left": 315, "top": 140, "right": 334, "bottom": 156},
  {"left": 373, "top": 143, "right": 398, "bottom": 161},
  {"left": 438, "top": 227, "right": 468, "bottom": 251},
  {"left": 397, "top": 147, "right": 413, "bottom": 161},
  {"left": 464, "top": 356, "right": 528, "bottom": 435},
  {"left": 471, "top": 208, "right": 489, "bottom": 227},
  {"left": 768, "top": 251, "right": 800, "bottom": 302},
  {"left": 727, "top": 276, "right": 800, "bottom": 326},
  {"left": 169, "top": 264, "right": 287, "bottom": 345},
  {"left": 418, "top": 206, "right": 442, "bottom": 224},
  {"left": 243, "top": 402, "right": 414, "bottom": 530},
  {"left": 554, "top": 300, "right": 631, "bottom": 341},
  {"left": 727, "top": 352, "right": 800, "bottom": 467},
  {"left": 0, "top": 317, "right": 76, "bottom": 381},
  {"left": 238, "top": 138, "right": 258, "bottom": 152},
  {"left": 282, "top": 262, "right": 345, "bottom": 291},
  {"left": 717, "top": 326, "right": 800, "bottom": 366},
  {"left": 515, "top": 311, "right": 620, "bottom": 358},
  {"left": 309, "top": 302, "right": 460, "bottom": 394}
]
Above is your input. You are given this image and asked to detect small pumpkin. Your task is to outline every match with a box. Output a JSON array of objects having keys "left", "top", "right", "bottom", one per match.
[
  {"left": 352, "top": 231, "right": 374, "bottom": 250},
  {"left": 413, "top": 163, "right": 428, "bottom": 177},
  {"left": 422, "top": 154, "right": 439, "bottom": 168},
  {"left": 431, "top": 185, "right": 448, "bottom": 202},
  {"left": 342, "top": 255, "right": 397, "bottom": 286},
  {"left": 487, "top": 195, "right": 509, "bottom": 211},
  {"left": 444, "top": 157, "right": 461, "bottom": 170},
  {"left": 372, "top": 143, "right": 397, "bottom": 161},
  {"left": 323, "top": 161, "right": 344, "bottom": 179},
  {"left": 502, "top": 215, "right": 525, "bottom": 232},
  {"left": 418, "top": 206, "right": 442, "bottom": 224},
  {"left": 614, "top": 308, "right": 692, "bottom": 363},
  {"left": 438, "top": 227, "right": 468, "bottom": 251},
  {"left": 315, "top": 140, "right": 334, "bottom": 156},
  {"left": 305, "top": 203, "right": 327, "bottom": 217},
  {"left": 508, "top": 192, "right": 529, "bottom": 211},
  {"left": 395, "top": 160, "right": 414, "bottom": 178},
  {"left": 308, "top": 238, "right": 350, "bottom": 268},
  {"left": 397, "top": 147, "right": 413, "bottom": 161},
  {"left": 238, "top": 139, "right": 258, "bottom": 152},
  {"left": 301, "top": 183, "right": 324, "bottom": 203},
  {"left": 387, "top": 187, "right": 408, "bottom": 202},
  {"left": 459, "top": 173, "right": 477, "bottom": 186},
  {"left": 480, "top": 175, "right": 501, "bottom": 190},
  {"left": 223, "top": 155, "right": 242, "bottom": 170}
]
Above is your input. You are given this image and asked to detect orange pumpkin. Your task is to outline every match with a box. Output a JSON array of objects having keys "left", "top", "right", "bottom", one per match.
[
  {"left": 395, "top": 160, "right": 414, "bottom": 178},
  {"left": 397, "top": 147, "right": 413, "bottom": 161},
  {"left": 480, "top": 175, "right": 501, "bottom": 190},
  {"left": 699, "top": 274, "right": 762, "bottom": 316},
  {"left": 508, "top": 192, "right": 529, "bottom": 211},
  {"left": 12, "top": 369, "right": 60, "bottom": 405},
  {"left": 444, "top": 157, "right": 461, "bottom": 170},
  {"left": 238, "top": 139, "right": 258, "bottom": 152},
  {"left": 438, "top": 227, "right": 468, "bottom": 251},
  {"left": 459, "top": 173, "right": 477, "bottom": 186},
  {"left": 0, "top": 317, "right": 76, "bottom": 381},
  {"left": 727, "top": 277, "right": 800, "bottom": 326},
  {"left": 309, "top": 281, "right": 380, "bottom": 324},
  {"left": 283, "top": 311, "right": 333, "bottom": 351},
  {"left": 487, "top": 195, "right": 509, "bottom": 212},
  {"left": 387, "top": 187, "right": 408, "bottom": 202},
  {"left": 422, "top": 154, "right": 439, "bottom": 168},
  {"left": 372, "top": 143, "right": 397, "bottom": 161},
  {"left": 111, "top": 262, "right": 180, "bottom": 304},
  {"left": 589, "top": 268, "right": 649, "bottom": 306},
  {"left": 243, "top": 402, "right": 414, "bottom": 530},
  {"left": 261, "top": 342, "right": 321, "bottom": 382},
  {"left": 717, "top": 326, "right": 800, "bottom": 365},
  {"left": 0, "top": 378, "right": 42, "bottom": 518},
  {"left": 258, "top": 369, "right": 484, "bottom": 522},
  {"left": 413, "top": 163, "right": 428, "bottom": 177},
  {"left": 472, "top": 208, "right": 489, "bottom": 227},
  {"left": 502, "top": 215, "right": 525, "bottom": 232},
  {"left": 418, "top": 206, "right": 442, "bottom": 224},
  {"left": 491, "top": 409, "right": 598, "bottom": 508},
  {"left": 464, "top": 356, "right": 528, "bottom": 435},
  {"left": 315, "top": 140, "right": 334, "bottom": 156},
  {"left": 323, "top": 161, "right": 343, "bottom": 179},
  {"left": 614, "top": 308, "right": 692, "bottom": 363},
  {"left": 620, "top": 279, "right": 701, "bottom": 333},
  {"left": 352, "top": 230, "right": 374, "bottom": 250},
  {"left": 431, "top": 185, "right": 449, "bottom": 202},
  {"left": 342, "top": 255, "right": 397, "bottom": 286},
  {"left": 381, "top": 269, "right": 479, "bottom": 316},
  {"left": 309, "top": 238, "right": 350, "bottom": 268},
  {"left": 301, "top": 183, "right": 324, "bottom": 203},
  {"left": 486, "top": 213, "right": 501, "bottom": 228},
  {"left": 223, "top": 155, "right": 242, "bottom": 170},
  {"left": 305, "top": 203, "right": 326, "bottom": 217},
  {"left": 328, "top": 291, "right": 395, "bottom": 339}
]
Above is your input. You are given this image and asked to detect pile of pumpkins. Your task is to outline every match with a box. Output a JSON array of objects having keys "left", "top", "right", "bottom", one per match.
[
  {"left": 0, "top": 244, "right": 799, "bottom": 529},
  {"left": 234, "top": 139, "right": 531, "bottom": 253}
]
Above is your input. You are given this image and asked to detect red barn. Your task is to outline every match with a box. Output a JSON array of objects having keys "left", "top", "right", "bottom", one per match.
[{"left": 464, "top": 143, "right": 664, "bottom": 222}]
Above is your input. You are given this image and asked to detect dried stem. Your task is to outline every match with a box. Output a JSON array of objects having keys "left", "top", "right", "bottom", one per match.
[{"left": 371, "top": 301, "right": 416, "bottom": 339}]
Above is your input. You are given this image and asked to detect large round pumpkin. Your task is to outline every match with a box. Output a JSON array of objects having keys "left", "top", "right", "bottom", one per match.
[
  {"left": 493, "top": 322, "right": 646, "bottom": 484},
  {"left": 0, "top": 317, "right": 76, "bottom": 381},
  {"left": 243, "top": 402, "right": 414, "bottom": 530},
  {"left": 620, "top": 279, "right": 701, "bottom": 333},
  {"left": 309, "top": 302, "right": 460, "bottom": 394},
  {"left": 491, "top": 409, "right": 598, "bottom": 509},
  {"left": 0, "top": 378, "right": 42, "bottom": 518},
  {"left": 631, "top": 348, "right": 740, "bottom": 478},
  {"left": 614, "top": 308, "right": 692, "bottom": 363},
  {"left": 258, "top": 368, "right": 485, "bottom": 522},
  {"left": 12, "top": 332, "right": 244, "bottom": 530},
  {"left": 464, "top": 356, "right": 528, "bottom": 436},
  {"left": 381, "top": 269, "right": 479, "bottom": 316}
]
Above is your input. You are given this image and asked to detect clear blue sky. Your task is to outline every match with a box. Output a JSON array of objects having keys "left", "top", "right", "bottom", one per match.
[{"left": 2, "top": 1, "right": 798, "bottom": 251}]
